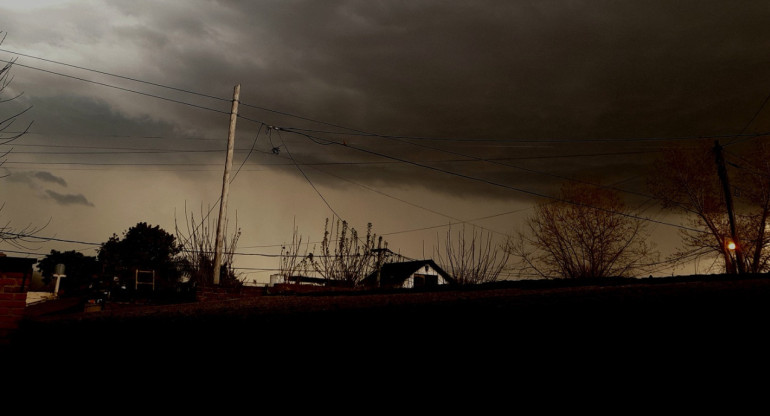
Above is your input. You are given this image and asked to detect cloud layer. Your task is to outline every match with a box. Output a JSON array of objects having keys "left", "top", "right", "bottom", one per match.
[
  {"left": 2, "top": 2, "right": 770, "bottom": 280},
  {"left": 6, "top": 170, "right": 93, "bottom": 206},
  {"left": 44, "top": 190, "right": 93, "bottom": 207}
]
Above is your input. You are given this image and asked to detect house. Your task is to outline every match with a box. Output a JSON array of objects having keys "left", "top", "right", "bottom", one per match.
[{"left": 362, "top": 260, "right": 455, "bottom": 289}]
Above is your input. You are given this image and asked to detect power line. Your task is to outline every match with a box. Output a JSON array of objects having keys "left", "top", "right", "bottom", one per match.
[
  {"left": 4, "top": 131, "right": 222, "bottom": 141},
  {"left": 373, "top": 132, "right": 657, "bottom": 203},
  {"left": 4, "top": 161, "right": 227, "bottom": 166},
  {"left": 284, "top": 126, "right": 770, "bottom": 144},
  {"left": 1, "top": 47, "right": 369, "bottom": 136},
  {"left": 0, "top": 231, "right": 100, "bottom": 245},
  {"left": 0, "top": 47, "right": 231, "bottom": 104},
  {"left": 1, "top": 140, "right": 667, "bottom": 163},
  {"left": 249, "top": 120, "right": 702, "bottom": 233},
  {"left": 299, "top": 160, "right": 506, "bottom": 237},
  {"left": 273, "top": 127, "right": 706, "bottom": 234},
  {"left": 8, "top": 149, "right": 257, "bottom": 155},
  {"left": 230, "top": 123, "right": 265, "bottom": 183},
  {"left": 0, "top": 58, "right": 230, "bottom": 115},
  {"left": 5, "top": 48, "right": 770, "bottom": 150},
  {"left": 275, "top": 128, "right": 341, "bottom": 220},
  {"left": 725, "top": 92, "right": 770, "bottom": 147}
]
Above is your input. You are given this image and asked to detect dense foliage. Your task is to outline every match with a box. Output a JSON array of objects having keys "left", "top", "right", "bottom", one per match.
[
  {"left": 37, "top": 250, "right": 99, "bottom": 294},
  {"left": 97, "top": 222, "right": 182, "bottom": 292}
]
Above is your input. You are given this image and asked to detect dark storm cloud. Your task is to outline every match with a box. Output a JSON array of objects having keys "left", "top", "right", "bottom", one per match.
[
  {"left": 45, "top": 190, "right": 94, "bottom": 207},
  {"left": 26, "top": 94, "right": 180, "bottom": 140},
  {"left": 33, "top": 171, "right": 67, "bottom": 186},
  {"left": 213, "top": 0, "right": 770, "bottom": 198},
  {"left": 6, "top": 171, "right": 40, "bottom": 187},
  {"left": 7, "top": 170, "right": 92, "bottom": 206},
  {"left": 4, "top": 1, "right": 770, "bottom": 201},
  {"left": 206, "top": 1, "right": 770, "bottom": 138},
  {"left": 7, "top": 170, "right": 66, "bottom": 188}
]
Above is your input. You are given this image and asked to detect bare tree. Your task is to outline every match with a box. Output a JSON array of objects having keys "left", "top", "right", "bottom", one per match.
[
  {"left": 510, "top": 182, "right": 656, "bottom": 279},
  {"left": 650, "top": 142, "right": 770, "bottom": 274},
  {"left": 435, "top": 224, "right": 509, "bottom": 285},
  {"left": 1, "top": 31, "right": 40, "bottom": 247},
  {"left": 733, "top": 142, "right": 770, "bottom": 273},
  {"left": 1, "top": 32, "right": 32, "bottom": 170},
  {"left": 309, "top": 218, "right": 384, "bottom": 286},
  {"left": 277, "top": 218, "right": 314, "bottom": 281},
  {"left": 174, "top": 203, "right": 242, "bottom": 287}
]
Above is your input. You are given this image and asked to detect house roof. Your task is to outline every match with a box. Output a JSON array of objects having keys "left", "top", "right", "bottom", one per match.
[{"left": 363, "top": 260, "right": 455, "bottom": 287}]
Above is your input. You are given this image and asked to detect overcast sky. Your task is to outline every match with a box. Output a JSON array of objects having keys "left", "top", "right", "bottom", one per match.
[{"left": 2, "top": 1, "right": 770, "bottom": 281}]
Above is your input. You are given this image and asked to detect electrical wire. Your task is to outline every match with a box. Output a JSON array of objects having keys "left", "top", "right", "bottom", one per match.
[
  {"left": 0, "top": 231, "right": 100, "bottom": 245},
  {"left": 275, "top": 128, "right": 341, "bottom": 220},
  {"left": 297, "top": 160, "right": 505, "bottom": 237},
  {"left": 725, "top": 93, "right": 770, "bottom": 147},
  {"left": 4, "top": 48, "right": 769, "bottom": 150},
  {"left": 283, "top": 126, "right": 770, "bottom": 144},
  {"left": 262, "top": 125, "right": 707, "bottom": 235},
  {"left": 0, "top": 47, "right": 231, "bottom": 104},
  {"left": 0, "top": 58, "right": 230, "bottom": 115}
]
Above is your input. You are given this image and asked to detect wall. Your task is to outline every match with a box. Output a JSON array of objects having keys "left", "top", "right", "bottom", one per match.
[
  {"left": 403, "top": 264, "right": 450, "bottom": 289},
  {"left": 0, "top": 258, "right": 34, "bottom": 343}
]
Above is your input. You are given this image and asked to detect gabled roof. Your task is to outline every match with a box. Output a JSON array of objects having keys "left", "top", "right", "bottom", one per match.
[{"left": 363, "top": 260, "right": 455, "bottom": 287}]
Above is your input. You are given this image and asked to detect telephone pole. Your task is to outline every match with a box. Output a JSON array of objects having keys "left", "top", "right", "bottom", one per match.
[
  {"left": 714, "top": 140, "right": 745, "bottom": 274},
  {"left": 213, "top": 84, "right": 240, "bottom": 285}
]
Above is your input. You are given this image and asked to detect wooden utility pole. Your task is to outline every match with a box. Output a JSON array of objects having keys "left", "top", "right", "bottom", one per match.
[
  {"left": 374, "top": 238, "right": 385, "bottom": 288},
  {"left": 213, "top": 84, "right": 240, "bottom": 285},
  {"left": 714, "top": 140, "right": 745, "bottom": 274}
]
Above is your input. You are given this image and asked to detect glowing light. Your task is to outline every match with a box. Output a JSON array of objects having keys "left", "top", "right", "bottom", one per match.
[{"left": 728, "top": 241, "right": 737, "bottom": 251}]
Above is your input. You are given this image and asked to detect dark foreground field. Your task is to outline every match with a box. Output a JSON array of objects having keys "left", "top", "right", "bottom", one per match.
[
  {"left": 9, "top": 274, "right": 770, "bottom": 365},
  {"left": 7, "top": 276, "right": 766, "bottom": 402}
]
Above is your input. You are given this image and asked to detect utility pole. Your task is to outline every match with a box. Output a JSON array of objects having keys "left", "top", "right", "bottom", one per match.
[
  {"left": 213, "top": 84, "right": 240, "bottom": 285},
  {"left": 374, "top": 237, "right": 384, "bottom": 288},
  {"left": 714, "top": 140, "right": 745, "bottom": 274}
]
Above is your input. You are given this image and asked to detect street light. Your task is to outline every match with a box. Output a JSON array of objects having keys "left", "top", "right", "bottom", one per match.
[{"left": 724, "top": 238, "right": 739, "bottom": 275}]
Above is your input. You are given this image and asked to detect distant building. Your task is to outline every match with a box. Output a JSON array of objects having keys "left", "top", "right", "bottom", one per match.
[{"left": 362, "top": 260, "right": 455, "bottom": 289}]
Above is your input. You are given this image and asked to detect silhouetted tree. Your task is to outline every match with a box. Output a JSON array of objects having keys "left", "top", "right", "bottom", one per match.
[
  {"left": 98, "top": 222, "right": 181, "bottom": 289},
  {"left": 0, "top": 31, "right": 39, "bottom": 247},
  {"left": 510, "top": 182, "right": 656, "bottom": 279},
  {"left": 277, "top": 218, "right": 313, "bottom": 282},
  {"left": 435, "top": 224, "right": 509, "bottom": 285},
  {"left": 649, "top": 142, "right": 770, "bottom": 274},
  {"left": 309, "top": 218, "right": 386, "bottom": 286},
  {"left": 37, "top": 250, "right": 99, "bottom": 295},
  {"left": 174, "top": 204, "right": 242, "bottom": 287},
  {"left": 0, "top": 31, "right": 31, "bottom": 170}
]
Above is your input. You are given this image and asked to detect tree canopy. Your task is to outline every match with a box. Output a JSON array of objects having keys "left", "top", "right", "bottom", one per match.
[
  {"left": 37, "top": 249, "right": 99, "bottom": 294},
  {"left": 98, "top": 222, "right": 181, "bottom": 285}
]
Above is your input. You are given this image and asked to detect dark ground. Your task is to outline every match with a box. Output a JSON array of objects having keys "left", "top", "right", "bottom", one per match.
[
  {"left": 9, "top": 274, "right": 770, "bottom": 361},
  {"left": 9, "top": 275, "right": 770, "bottom": 400}
]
